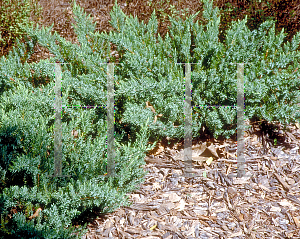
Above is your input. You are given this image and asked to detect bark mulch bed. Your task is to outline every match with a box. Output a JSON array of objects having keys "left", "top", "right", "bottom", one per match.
[{"left": 75, "top": 120, "right": 300, "bottom": 239}]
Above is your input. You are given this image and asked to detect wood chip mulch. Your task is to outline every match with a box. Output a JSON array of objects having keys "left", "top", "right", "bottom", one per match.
[{"left": 74, "top": 120, "right": 300, "bottom": 239}]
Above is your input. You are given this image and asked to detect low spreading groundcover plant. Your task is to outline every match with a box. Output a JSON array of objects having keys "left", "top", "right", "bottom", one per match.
[{"left": 0, "top": 0, "right": 300, "bottom": 237}]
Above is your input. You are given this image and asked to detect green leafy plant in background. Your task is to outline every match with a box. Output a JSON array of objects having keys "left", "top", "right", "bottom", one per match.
[
  {"left": 217, "top": 0, "right": 300, "bottom": 51},
  {"left": 147, "top": 0, "right": 191, "bottom": 23},
  {"left": 0, "top": 0, "right": 42, "bottom": 55}
]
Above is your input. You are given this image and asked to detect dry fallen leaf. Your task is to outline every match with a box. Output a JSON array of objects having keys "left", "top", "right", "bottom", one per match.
[
  {"left": 152, "top": 182, "right": 162, "bottom": 191},
  {"left": 150, "top": 142, "right": 164, "bottom": 156},
  {"left": 71, "top": 129, "right": 78, "bottom": 138},
  {"left": 293, "top": 216, "right": 300, "bottom": 228},
  {"left": 175, "top": 199, "right": 186, "bottom": 211},
  {"left": 168, "top": 193, "right": 181, "bottom": 203},
  {"left": 28, "top": 208, "right": 42, "bottom": 220},
  {"left": 206, "top": 156, "right": 214, "bottom": 166}
]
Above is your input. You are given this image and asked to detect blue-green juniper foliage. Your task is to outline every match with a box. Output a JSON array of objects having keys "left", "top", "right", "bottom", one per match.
[{"left": 0, "top": 0, "right": 300, "bottom": 237}]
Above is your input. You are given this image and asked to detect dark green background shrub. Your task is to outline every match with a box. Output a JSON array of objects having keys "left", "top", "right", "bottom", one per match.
[{"left": 0, "top": 0, "right": 42, "bottom": 53}]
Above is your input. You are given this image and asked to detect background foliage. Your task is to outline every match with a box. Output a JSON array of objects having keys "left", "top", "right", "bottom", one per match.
[
  {"left": 1, "top": 0, "right": 300, "bottom": 60},
  {"left": 0, "top": 0, "right": 42, "bottom": 56}
]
